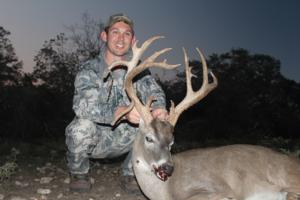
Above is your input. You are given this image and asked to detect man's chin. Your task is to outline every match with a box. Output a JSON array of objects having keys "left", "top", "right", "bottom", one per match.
[{"left": 113, "top": 51, "right": 129, "bottom": 57}]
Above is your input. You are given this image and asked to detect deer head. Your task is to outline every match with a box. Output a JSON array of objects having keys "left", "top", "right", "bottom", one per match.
[{"left": 108, "top": 36, "right": 217, "bottom": 181}]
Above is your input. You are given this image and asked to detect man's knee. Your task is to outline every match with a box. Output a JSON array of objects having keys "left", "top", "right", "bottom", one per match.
[{"left": 65, "top": 118, "right": 97, "bottom": 153}]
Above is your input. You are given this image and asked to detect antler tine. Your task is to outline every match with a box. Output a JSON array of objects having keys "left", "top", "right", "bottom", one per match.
[
  {"left": 168, "top": 48, "right": 218, "bottom": 126},
  {"left": 111, "top": 95, "right": 155, "bottom": 126},
  {"left": 111, "top": 102, "right": 135, "bottom": 126},
  {"left": 140, "top": 36, "right": 165, "bottom": 52},
  {"left": 109, "top": 36, "right": 165, "bottom": 72},
  {"left": 196, "top": 48, "right": 218, "bottom": 87}
]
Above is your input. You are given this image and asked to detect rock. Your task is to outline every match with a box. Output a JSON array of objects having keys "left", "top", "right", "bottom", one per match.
[
  {"left": 90, "top": 177, "right": 95, "bottom": 184},
  {"left": 0, "top": 194, "right": 4, "bottom": 200},
  {"left": 10, "top": 197, "right": 27, "bottom": 200},
  {"left": 63, "top": 177, "right": 70, "bottom": 184},
  {"left": 57, "top": 193, "right": 63, "bottom": 199},
  {"left": 15, "top": 181, "right": 29, "bottom": 187},
  {"left": 40, "top": 177, "right": 53, "bottom": 184},
  {"left": 56, "top": 168, "right": 65, "bottom": 174},
  {"left": 36, "top": 167, "right": 45, "bottom": 174},
  {"left": 97, "top": 185, "right": 106, "bottom": 192},
  {"left": 37, "top": 188, "right": 51, "bottom": 195},
  {"left": 48, "top": 172, "right": 55, "bottom": 177}
]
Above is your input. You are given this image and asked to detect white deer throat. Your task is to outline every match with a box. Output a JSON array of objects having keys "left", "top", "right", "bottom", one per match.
[{"left": 133, "top": 156, "right": 171, "bottom": 200}]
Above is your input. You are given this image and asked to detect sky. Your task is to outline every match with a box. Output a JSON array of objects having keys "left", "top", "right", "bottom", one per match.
[{"left": 0, "top": 0, "right": 299, "bottom": 82}]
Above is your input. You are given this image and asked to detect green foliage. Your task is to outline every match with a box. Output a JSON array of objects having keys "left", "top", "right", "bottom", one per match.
[
  {"left": 0, "top": 148, "right": 19, "bottom": 181},
  {"left": 0, "top": 26, "right": 23, "bottom": 87},
  {"left": 0, "top": 85, "right": 72, "bottom": 139},
  {"left": 33, "top": 33, "right": 79, "bottom": 94}
]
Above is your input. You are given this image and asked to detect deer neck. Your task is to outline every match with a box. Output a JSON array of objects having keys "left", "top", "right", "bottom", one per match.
[{"left": 132, "top": 133, "right": 172, "bottom": 200}]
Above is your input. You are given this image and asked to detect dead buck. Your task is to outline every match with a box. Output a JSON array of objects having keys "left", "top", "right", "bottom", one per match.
[{"left": 109, "top": 36, "right": 300, "bottom": 200}]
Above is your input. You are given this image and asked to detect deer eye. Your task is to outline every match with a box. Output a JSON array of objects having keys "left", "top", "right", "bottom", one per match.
[{"left": 145, "top": 136, "right": 154, "bottom": 143}]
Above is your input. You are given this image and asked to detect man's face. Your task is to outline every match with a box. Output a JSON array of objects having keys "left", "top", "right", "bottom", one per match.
[{"left": 102, "top": 21, "right": 134, "bottom": 57}]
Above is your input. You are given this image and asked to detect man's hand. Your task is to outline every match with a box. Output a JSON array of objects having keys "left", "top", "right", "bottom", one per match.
[
  {"left": 115, "top": 107, "right": 169, "bottom": 125},
  {"left": 115, "top": 106, "right": 141, "bottom": 124},
  {"left": 152, "top": 108, "right": 169, "bottom": 121}
]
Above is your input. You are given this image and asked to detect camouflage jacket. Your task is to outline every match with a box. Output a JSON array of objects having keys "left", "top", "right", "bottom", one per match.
[{"left": 72, "top": 47, "right": 166, "bottom": 125}]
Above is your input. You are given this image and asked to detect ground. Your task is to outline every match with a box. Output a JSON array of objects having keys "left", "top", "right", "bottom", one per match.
[
  {"left": 1, "top": 136, "right": 298, "bottom": 200},
  {"left": 0, "top": 139, "right": 147, "bottom": 200}
]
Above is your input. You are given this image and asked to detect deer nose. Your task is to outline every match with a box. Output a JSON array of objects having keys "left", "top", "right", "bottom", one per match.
[{"left": 161, "top": 163, "right": 174, "bottom": 176}]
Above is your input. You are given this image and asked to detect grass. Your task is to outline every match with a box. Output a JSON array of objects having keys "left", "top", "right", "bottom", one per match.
[{"left": 0, "top": 147, "right": 19, "bottom": 181}]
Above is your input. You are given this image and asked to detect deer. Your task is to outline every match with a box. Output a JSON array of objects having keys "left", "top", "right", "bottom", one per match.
[{"left": 108, "top": 36, "right": 300, "bottom": 200}]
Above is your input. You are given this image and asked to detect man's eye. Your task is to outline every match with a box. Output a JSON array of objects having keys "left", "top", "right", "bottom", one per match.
[
  {"left": 110, "top": 30, "right": 119, "bottom": 35},
  {"left": 125, "top": 32, "right": 132, "bottom": 37},
  {"left": 145, "top": 136, "right": 154, "bottom": 143}
]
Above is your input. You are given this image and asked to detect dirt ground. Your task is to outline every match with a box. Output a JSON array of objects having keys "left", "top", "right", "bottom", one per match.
[
  {"left": 0, "top": 140, "right": 148, "bottom": 200},
  {"left": 2, "top": 136, "right": 294, "bottom": 200}
]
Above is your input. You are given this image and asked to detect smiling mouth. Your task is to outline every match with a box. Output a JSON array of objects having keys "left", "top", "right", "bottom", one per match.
[
  {"left": 152, "top": 165, "right": 170, "bottom": 182},
  {"left": 116, "top": 43, "right": 124, "bottom": 48}
]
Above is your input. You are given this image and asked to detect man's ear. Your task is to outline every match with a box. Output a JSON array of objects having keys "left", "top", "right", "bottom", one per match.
[{"left": 100, "top": 31, "right": 107, "bottom": 42}]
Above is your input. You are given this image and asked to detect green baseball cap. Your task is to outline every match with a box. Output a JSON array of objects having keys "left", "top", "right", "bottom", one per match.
[{"left": 105, "top": 13, "right": 134, "bottom": 31}]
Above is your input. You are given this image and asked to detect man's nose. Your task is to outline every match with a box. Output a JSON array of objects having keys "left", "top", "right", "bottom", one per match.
[{"left": 118, "top": 34, "right": 124, "bottom": 41}]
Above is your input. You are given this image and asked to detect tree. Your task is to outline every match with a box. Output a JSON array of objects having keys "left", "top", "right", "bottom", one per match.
[
  {"left": 64, "top": 12, "right": 103, "bottom": 60},
  {"left": 0, "top": 26, "right": 23, "bottom": 87},
  {"left": 32, "top": 12, "right": 103, "bottom": 94},
  {"left": 33, "top": 33, "right": 79, "bottom": 94},
  {"left": 163, "top": 48, "right": 300, "bottom": 140}
]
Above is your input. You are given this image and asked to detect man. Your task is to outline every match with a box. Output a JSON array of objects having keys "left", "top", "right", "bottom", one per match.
[{"left": 65, "top": 13, "right": 168, "bottom": 194}]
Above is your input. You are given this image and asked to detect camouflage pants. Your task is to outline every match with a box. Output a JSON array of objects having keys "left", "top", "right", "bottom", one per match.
[{"left": 65, "top": 117, "right": 138, "bottom": 176}]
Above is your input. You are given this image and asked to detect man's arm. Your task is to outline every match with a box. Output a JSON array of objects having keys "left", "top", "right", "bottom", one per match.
[
  {"left": 72, "top": 69, "right": 116, "bottom": 124},
  {"left": 135, "top": 70, "right": 168, "bottom": 120}
]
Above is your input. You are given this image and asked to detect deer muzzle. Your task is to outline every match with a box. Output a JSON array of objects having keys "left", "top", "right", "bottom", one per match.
[{"left": 153, "top": 163, "right": 174, "bottom": 182}]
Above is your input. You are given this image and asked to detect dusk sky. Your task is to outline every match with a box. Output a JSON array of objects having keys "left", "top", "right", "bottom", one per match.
[{"left": 1, "top": 0, "right": 299, "bottom": 82}]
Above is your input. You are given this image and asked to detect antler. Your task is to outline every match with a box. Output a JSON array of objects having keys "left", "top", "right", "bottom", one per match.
[
  {"left": 109, "top": 36, "right": 180, "bottom": 125},
  {"left": 168, "top": 48, "right": 218, "bottom": 126}
]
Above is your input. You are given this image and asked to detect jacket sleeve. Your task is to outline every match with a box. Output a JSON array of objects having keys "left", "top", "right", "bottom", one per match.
[
  {"left": 72, "top": 69, "right": 116, "bottom": 124},
  {"left": 135, "top": 69, "right": 166, "bottom": 109}
]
